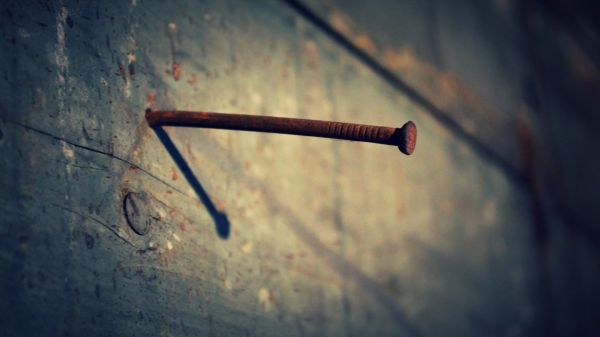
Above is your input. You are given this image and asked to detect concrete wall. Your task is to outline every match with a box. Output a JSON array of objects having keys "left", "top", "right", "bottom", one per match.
[{"left": 1, "top": 1, "right": 597, "bottom": 336}]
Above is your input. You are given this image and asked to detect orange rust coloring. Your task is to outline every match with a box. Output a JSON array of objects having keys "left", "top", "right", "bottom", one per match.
[
  {"left": 400, "top": 121, "right": 417, "bottom": 155},
  {"left": 172, "top": 62, "right": 181, "bottom": 81},
  {"left": 146, "top": 109, "right": 417, "bottom": 155}
]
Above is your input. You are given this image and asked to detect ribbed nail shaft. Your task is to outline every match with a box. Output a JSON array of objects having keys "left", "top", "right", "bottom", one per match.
[{"left": 146, "top": 109, "right": 416, "bottom": 155}]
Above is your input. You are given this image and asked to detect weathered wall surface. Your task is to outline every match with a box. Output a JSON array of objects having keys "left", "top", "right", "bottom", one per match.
[
  {"left": 1, "top": 0, "right": 596, "bottom": 336},
  {"left": 296, "top": 0, "right": 530, "bottom": 178}
]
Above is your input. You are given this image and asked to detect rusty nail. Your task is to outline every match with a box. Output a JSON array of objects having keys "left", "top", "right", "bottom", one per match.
[
  {"left": 145, "top": 109, "right": 417, "bottom": 155},
  {"left": 123, "top": 192, "right": 151, "bottom": 236}
]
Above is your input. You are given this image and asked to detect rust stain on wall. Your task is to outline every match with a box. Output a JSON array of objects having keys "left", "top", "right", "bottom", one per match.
[{"left": 323, "top": 4, "right": 522, "bottom": 172}]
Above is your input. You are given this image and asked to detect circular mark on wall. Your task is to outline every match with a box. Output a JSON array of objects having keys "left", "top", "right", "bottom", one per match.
[{"left": 123, "top": 191, "right": 151, "bottom": 235}]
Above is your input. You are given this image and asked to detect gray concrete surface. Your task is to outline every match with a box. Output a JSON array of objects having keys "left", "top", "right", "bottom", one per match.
[{"left": 1, "top": 1, "right": 598, "bottom": 336}]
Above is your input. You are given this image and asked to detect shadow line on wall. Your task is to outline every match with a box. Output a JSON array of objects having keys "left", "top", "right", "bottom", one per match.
[{"left": 152, "top": 126, "right": 230, "bottom": 239}]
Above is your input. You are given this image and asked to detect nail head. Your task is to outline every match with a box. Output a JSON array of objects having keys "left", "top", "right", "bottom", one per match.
[{"left": 398, "top": 121, "right": 417, "bottom": 155}]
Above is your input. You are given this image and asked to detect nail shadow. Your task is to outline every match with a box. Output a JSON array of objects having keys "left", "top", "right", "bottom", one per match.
[{"left": 152, "top": 127, "right": 230, "bottom": 239}]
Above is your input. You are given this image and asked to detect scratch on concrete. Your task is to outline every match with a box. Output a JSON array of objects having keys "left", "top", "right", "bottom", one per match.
[
  {"left": 54, "top": 4, "right": 69, "bottom": 127},
  {"left": 49, "top": 202, "right": 136, "bottom": 247},
  {"left": 7, "top": 120, "right": 189, "bottom": 198}
]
